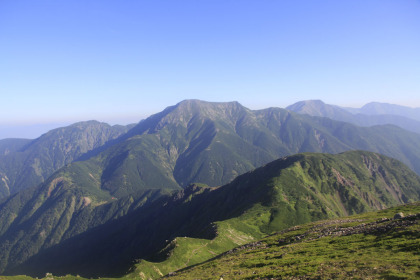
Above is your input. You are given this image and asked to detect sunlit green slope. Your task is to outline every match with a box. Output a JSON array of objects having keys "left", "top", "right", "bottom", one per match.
[
  {"left": 4, "top": 151, "right": 419, "bottom": 278},
  {"left": 2, "top": 100, "right": 420, "bottom": 278},
  {"left": 3, "top": 195, "right": 419, "bottom": 280},
  {"left": 35, "top": 100, "right": 420, "bottom": 198},
  {"left": 164, "top": 202, "right": 420, "bottom": 280}
]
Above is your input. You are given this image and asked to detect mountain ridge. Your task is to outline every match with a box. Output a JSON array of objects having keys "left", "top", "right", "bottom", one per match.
[
  {"left": 65, "top": 100, "right": 420, "bottom": 195},
  {"left": 1, "top": 100, "right": 420, "bottom": 278},
  {"left": 287, "top": 100, "right": 420, "bottom": 134},
  {"left": 3, "top": 99, "right": 420, "bottom": 200},
  {"left": 0, "top": 121, "right": 131, "bottom": 198},
  {"left": 352, "top": 102, "right": 420, "bottom": 121},
  {"left": 163, "top": 202, "right": 420, "bottom": 280},
  {"left": 1, "top": 151, "right": 419, "bottom": 277}
]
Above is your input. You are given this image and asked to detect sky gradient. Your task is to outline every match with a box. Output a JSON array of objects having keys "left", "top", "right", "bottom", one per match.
[{"left": 1, "top": 0, "right": 420, "bottom": 138}]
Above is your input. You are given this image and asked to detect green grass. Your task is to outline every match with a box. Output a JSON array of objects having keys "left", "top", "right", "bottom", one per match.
[
  {"left": 1, "top": 151, "right": 419, "bottom": 279},
  {"left": 127, "top": 218, "right": 257, "bottom": 279},
  {"left": 161, "top": 202, "right": 420, "bottom": 280},
  {"left": 1, "top": 203, "right": 419, "bottom": 280}
]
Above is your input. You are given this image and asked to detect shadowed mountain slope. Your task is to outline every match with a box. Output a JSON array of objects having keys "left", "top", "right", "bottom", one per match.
[
  {"left": 3, "top": 151, "right": 420, "bottom": 278},
  {"left": 0, "top": 121, "right": 130, "bottom": 198},
  {"left": 41, "top": 100, "right": 420, "bottom": 200},
  {"left": 2, "top": 100, "right": 420, "bottom": 201},
  {"left": 1, "top": 100, "right": 420, "bottom": 277},
  {"left": 0, "top": 139, "right": 32, "bottom": 155}
]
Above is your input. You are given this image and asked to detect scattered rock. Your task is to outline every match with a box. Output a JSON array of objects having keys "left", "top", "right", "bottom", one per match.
[
  {"left": 274, "top": 213, "right": 419, "bottom": 245},
  {"left": 225, "top": 241, "right": 265, "bottom": 255},
  {"left": 394, "top": 212, "right": 404, "bottom": 219}
]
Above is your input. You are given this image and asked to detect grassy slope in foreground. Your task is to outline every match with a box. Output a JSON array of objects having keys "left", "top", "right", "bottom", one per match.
[
  {"left": 3, "top": 202, "right": 419, "bottom": 280},
  {"left": 164, "top": 202, "right": 420, "bottom": 280},
  {"left": 126, "top": 150, "right": 420, "bottom": 278},
  {"left": 3, "top": 150, "right": 420, "bottom": 279}
]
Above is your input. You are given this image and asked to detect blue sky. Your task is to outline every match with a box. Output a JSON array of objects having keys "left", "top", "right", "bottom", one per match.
[{"left": 1, "top": 0, "right": 420, "bottom": 138}]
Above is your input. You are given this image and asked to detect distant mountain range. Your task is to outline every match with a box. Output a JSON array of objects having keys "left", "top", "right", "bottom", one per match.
[
  {"left": 2, "top": 100, "right": 420, "bottom": 201},
  {"left": 287, "top": 100, "right": 420, "bottom": 134},
  {"left": 0, "top": 100, "right": 420, "bottom": 279},
  {"left": 0, "top": 121, "right": 132, "bottom": 198},
  {"left": 344, "top": 101, "right": 420, "bottom": 121}
]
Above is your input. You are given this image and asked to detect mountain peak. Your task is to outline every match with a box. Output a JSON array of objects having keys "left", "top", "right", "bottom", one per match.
[
  {"left": 69, "top": 120, "right": 104, "bottom": 127},
  {"left": 175, "top": 99, "right": 243, "bottom": 110},
  {"left": 286, "top": 100, "right": 326, "bottom": 111},
  {"left": 124, "top": 99, "right": 251, "bottom": 147},
  {"left": 303, "top": 99, "right": 325, "bottom": 105},
  {"left": 361, "top": 102, "right": 414, "bottom": 112},
  {"left": 144, "top": 100, "right": 248, "bottom": 129},
  {"left": 358, "top": 102, "right": 420, "bottom": 121},
  {"left": 286, "top": 100, "right": 349, "bottom": 118}
]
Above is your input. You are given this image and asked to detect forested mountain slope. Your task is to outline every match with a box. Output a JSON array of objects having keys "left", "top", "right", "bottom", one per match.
[
  {"left": 0, "top": 121, "right": 130, "bottom": 198},
  {"left": 41, "top": 99, "right": 420, "bottom": 199},
  {"left": 1, "top": 100, "right": 420, "bottom": 278},
  {"left": 3, "top": 100, "right": 420, "bottom": 201},
  {"left": 1, "top": 151, "right": 419, "bottom": 278}
]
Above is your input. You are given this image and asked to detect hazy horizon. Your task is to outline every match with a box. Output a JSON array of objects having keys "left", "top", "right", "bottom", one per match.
[{"left": 1, "top": 99, "right": 420, "bottom": 140}]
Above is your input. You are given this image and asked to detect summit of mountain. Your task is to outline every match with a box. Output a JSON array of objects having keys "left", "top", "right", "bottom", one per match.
[
  {"left": 126, "top": 99, "right": 249, "bottom": 136},
  {"left": 286, "top": 100, "right": 349, "bottom": 118}
]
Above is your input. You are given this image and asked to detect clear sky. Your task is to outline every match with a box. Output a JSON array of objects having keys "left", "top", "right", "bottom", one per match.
[{"left": 1, "top": 0, "right": 419, "bottom": 138}]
